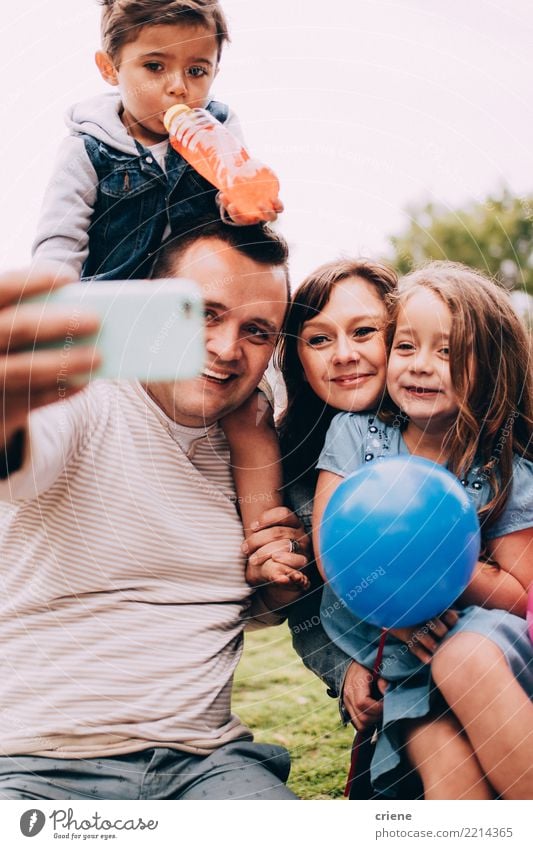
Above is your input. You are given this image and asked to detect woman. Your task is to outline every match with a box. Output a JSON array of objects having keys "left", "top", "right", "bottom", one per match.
[
  {"left": 278, "top": 260, "right": 400, "bottom": 748},
  {"left": 249, "top": 261, "right": 397, "bottom": 745}
]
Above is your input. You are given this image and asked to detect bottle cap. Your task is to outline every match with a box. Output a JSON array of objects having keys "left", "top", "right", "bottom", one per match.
[{"left": 163, "top": 104, "right": 192, "bottom": 132}]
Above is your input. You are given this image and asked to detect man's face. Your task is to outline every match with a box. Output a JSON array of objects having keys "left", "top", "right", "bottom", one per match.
[{"left": 147, "top": 238, "right": 288, "bottom": 426}]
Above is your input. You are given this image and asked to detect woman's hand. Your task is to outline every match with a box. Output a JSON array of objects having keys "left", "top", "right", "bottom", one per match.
[
  {"left": 342, "top": 661, "right": 387, "bottom": 732},
  {"left": 389, "top": 610, "right": 459, "bottom": 664}
]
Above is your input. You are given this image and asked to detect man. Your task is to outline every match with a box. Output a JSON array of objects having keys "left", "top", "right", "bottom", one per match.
[{"left": 0, "top": 222, "right": 302, "bottom": 800}]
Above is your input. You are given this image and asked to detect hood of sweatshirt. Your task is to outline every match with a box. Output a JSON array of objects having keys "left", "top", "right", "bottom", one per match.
[{"left": 66, "top": 92, "right": 140, "bottom": 156}]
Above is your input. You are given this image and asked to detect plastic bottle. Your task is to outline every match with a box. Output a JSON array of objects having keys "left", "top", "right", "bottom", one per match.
[{"left": 164, "top": 104, "right": 281, "bottom": 222}]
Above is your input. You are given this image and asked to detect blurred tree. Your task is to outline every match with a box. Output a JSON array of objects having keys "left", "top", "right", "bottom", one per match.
[{"left": 388, "top": 188, "right": 533, "bottom": 294}]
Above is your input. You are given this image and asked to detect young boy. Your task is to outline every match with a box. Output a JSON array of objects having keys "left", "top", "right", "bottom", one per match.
[
  {"left": 32, "top": 1, "right": 301, "bottom": 591},
  {"left": 32, "top": 0, "right": 281, "bottom": 280}
]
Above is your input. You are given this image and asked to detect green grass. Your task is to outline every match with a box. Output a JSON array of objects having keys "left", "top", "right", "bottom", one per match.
[{"left": 234, "top": 625, "right": 353, "bottom": 799}]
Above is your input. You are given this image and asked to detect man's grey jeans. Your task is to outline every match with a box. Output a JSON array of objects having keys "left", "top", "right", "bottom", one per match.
[{"left": 0, "top": 742, "right": 298, "bottom": 800}]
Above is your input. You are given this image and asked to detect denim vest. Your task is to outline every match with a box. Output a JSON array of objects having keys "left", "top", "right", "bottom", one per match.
[{"left": 80, "top": 100, "right": 229, "bottom": 281}]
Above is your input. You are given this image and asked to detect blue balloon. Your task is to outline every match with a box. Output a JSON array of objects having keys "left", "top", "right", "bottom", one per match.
[{"left": 319, "top": 456, "right": 480, "bottom": 628}]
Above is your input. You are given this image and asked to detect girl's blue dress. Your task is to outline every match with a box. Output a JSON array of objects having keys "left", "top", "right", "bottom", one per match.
[{"left": 318, "top": 412, "right": 533, "bottom": 797}]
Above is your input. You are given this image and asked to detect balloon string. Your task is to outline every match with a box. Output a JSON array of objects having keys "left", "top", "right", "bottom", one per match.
[{"left": 344, "top": 628, "right": 389, "bottom": 798}]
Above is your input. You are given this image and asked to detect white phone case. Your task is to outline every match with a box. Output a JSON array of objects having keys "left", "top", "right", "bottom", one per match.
[{"left": 41, "top": 279, "right": 204, "bottom": 381}]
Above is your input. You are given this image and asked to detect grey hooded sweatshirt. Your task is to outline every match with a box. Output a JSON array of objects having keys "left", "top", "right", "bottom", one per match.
[{"left": 32, "top": 92, "right": 242, "bottom": 277}]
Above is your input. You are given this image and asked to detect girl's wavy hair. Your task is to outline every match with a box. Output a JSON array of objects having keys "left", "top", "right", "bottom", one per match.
[
  {"left": 380, "top": 261, "right": 533, "bottom": 534},
  {"left": 276, "top": 258, "right": 398, "bottom": 490},
  {"left": 99, "top": 0, "right": 230, "bottom": 63}
]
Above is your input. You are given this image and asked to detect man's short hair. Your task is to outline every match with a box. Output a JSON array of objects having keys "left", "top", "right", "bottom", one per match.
[
  {"left": 152, "top": 220, "right": 290, "bottom": 292},
  {"left": 99, "top": 0, "right": 230, "bottom": 63}
]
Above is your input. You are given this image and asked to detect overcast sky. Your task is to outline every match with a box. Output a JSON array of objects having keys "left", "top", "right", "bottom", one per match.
[{"left": 1, "top": 0, "right": 532, "bottom": 285}]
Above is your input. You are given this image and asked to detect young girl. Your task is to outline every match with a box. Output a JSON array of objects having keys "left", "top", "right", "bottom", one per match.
[{"left": 313, "top": 261, "right": 533, "bottom": 799}]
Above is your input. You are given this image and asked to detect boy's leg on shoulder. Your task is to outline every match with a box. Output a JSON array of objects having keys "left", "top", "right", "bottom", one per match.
[{"left": 175, "top": 742, "right": 299, "bottom": 800}]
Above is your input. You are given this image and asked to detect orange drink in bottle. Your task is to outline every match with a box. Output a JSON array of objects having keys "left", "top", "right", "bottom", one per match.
[{"left": 164, "top": 105, "right": 281, "bottom": 223}]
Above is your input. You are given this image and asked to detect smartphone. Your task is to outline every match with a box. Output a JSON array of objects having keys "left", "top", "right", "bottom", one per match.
[{"left": 40, "top": 279, "right": 204, "bottom": 381}]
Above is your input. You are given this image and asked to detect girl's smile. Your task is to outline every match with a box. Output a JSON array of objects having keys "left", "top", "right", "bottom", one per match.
[
  {"left": 401, "top": 384, "right": 445, "bottom": 396},
  {"left": 387, "top": 287, "right": 459, "bottom": 437}
]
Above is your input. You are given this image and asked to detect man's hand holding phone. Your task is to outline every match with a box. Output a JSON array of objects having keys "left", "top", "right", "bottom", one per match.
[
  {"left": 0, "top": 265, "right": 205, "bottom": 456},
  {"left": 0, "top": 264, "right": 101, "bottom": 452}
]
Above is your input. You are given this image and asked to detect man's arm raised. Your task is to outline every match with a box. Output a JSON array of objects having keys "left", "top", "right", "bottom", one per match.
[{"left": 0, "top": 264, "right": 100, "bottom": 475}]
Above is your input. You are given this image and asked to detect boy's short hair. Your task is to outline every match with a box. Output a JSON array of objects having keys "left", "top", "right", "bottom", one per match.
[{"left": 99, "top": 1, "right": 230, "bottom": 64}]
